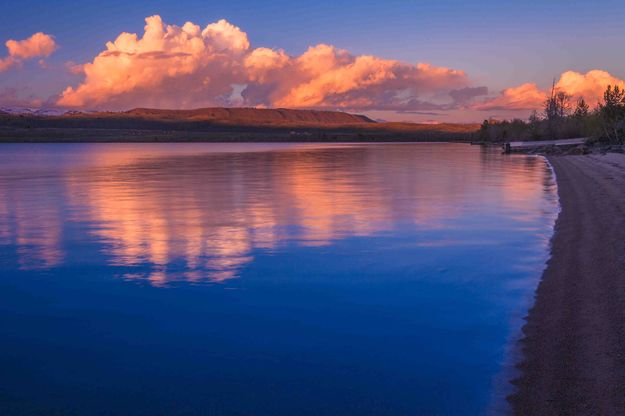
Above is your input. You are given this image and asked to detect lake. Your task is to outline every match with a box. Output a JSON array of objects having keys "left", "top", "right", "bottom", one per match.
[{"left": 0, "top": 143, "right": 558, "bottom": 415}]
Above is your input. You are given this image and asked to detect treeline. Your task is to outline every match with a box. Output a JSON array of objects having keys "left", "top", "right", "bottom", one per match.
[{"left": 479, "top": 85, "right": 625, "bottom": 143}]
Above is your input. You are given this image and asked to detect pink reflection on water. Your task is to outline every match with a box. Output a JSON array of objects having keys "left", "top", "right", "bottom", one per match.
[{"left": 0, "top": 143, "right": 555, "bottom": 285}]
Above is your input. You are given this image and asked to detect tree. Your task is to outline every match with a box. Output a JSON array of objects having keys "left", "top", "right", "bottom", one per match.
[
  {"left": 528, "top": 110, "right": 541, "bottom": 124},
  {"left": 479, "top": 119, "right": 491, "bottom": 141},
  {"left": 598, "top": 85, "right": 625, "bottom": 143},
  {"left": 544, "top": 81, "right": 572, "bottom": 120},
  {"left": 543, "top": 80, "right": 572, "bottom": 138},
  {"left": 573, "top": 97, "right": 589, "bottom": 119},
  {"left": 528, "top": 110, "right": 542, "bottom": 139}
]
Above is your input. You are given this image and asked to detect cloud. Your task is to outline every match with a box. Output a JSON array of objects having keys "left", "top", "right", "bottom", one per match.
[
  {"left": 0, "top": 32, "right": 57, "bottom": 72},
  {"left": 256, "top": 47, "right": 469, "bottom": 111},
  {"left": 449, "top": 86, "right": 488, "bottom": 106},
  {"left": 473, "top": 83, "right": 547, "bottom": 111},
  {"left": 0, "top": 59, "right": 12, "bottom": 72},
  {"left": 6, "top": 32, "right": 57, "bottom": 59},
  {"left": 57, "top": 16, "right": 249, "bottom": 109},
  {"left": 57, "top": 15, "right": 472, "bottom": 111},
  {"left": 396, "top": 111, "right": 442, "bottom": 116},
  {"left": 0, "top": 87, "right": 43, "bottom": 107},
  {"left": 65, "top": 61, "right": 85, "bottom": 74},
  {"left": 475, "top": 70, "right": 625, "bottom": 112},
  {"left": 556, "top": 70, "right": 625, "bottom": 107}
]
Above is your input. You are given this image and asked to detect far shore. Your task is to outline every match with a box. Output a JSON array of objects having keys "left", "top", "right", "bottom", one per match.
[
  {"left": 0, "top": 128, "right": 475, "bottom": 143},
  {"left": 0, "top": 126, "right": 479, "bottom": 144},
  {"left": 509, "top": 153, "right": 625, "bottom": 414}
]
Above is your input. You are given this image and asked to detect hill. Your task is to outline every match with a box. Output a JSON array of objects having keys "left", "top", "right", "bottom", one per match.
[{"left": 121, "top": 107, "right": 375, "bottom": 125}]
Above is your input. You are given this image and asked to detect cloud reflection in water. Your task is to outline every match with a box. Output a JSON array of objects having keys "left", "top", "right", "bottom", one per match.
[{"left": 0, "top": 143, "right": 553, "bottom": 286}]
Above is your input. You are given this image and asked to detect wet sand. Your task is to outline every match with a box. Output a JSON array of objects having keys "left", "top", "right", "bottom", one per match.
[{"left": 509, "top": 154, "right": 625, "bottom": 415}]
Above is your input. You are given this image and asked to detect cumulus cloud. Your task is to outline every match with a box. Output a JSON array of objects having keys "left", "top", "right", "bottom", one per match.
[
  {"left": 6, "top": 32, "right": 57, "bottom": 59},
  {"left": 0, "top": 32, "right": 57, "bottom": 72},
  {"left": 476, "top": 70, "right": 625, "bottom": 112},
  {"left": 256, "top": 47, "right": 469, "bottom": 111},
  {"left": 58, "top": 16, "right": 249, "bottom": 108},
  {"left": 57, "top": 15, "right": 473, "bottom": 111},
  {"left": 556, "top": 70, "right": 625, "bottom": 107}
]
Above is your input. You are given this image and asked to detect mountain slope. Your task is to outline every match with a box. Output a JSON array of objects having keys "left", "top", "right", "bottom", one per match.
[{"left": 120, "top": 107, "right": 375, "bottom": 125}]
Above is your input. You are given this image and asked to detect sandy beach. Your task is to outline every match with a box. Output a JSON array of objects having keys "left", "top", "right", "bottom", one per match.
[{"left": 509, "top": 153, "right": 625, "bottom": 414}]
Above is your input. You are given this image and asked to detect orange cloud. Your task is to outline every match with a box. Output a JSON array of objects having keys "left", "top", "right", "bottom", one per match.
[
  {"left": 476, "top": 70, "right": 625, "bottom": 112},
  {"left": 271, "top": 49, "right": 468, "bottom": 110},
  {"left": 0, "top": 32, "right": 57, "bottom": 72},
  {"left": 6, "top": 32, "right": 57, "bottom": 59},
  {"left": 57, "top": 16, "right": 249, "bottom": 108},
  {"left": 556, "top": 70, "right": 625, "bottom": 107},
  {"left": 65, "top": 61, "right": 85, "bottom": 74},
  {"left": 473, "top": 83, "right": 547, "bottom": 111},
  {"left": 57, "top": 15, "right": 470, "bottom": 111}
]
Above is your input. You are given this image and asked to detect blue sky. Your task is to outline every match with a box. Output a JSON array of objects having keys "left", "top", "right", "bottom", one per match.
[{"left": 1, "top": 0, "right": 624, "bottom": 121}]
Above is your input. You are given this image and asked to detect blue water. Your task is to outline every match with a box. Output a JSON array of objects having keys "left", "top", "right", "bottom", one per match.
[{"left": 0, "top": 143, "right": 557, "bottom": 415}]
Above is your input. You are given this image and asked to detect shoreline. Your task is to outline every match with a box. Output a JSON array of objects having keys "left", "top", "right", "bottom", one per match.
[
  {"left": 0, "top": 129, "right": 476, "bottom": 143},
  {"left": 509, "top": 153, "right": 625, "bottom": 414},
  {"left": 487, "top": 154, "right": 561, "bottom": 416},
  {"left": 0, "top": 131, "right": 482, "bottom": 144},
  {"left": 0, "top": 137, "right": 474, "bottom": 144}
]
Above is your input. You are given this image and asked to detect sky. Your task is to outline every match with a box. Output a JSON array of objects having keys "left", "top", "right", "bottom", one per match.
[{"left": 1, "top": 0, "right": 625, "bottom": 122}]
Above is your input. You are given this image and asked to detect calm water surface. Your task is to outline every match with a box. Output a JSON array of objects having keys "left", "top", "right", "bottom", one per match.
[{"left": 0, "top": 143, "right": 557, "bottom": 415}]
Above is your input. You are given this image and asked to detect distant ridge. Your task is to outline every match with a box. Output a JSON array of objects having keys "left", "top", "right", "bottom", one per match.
[
  {"left": 0, "top": 106, "right": 375, "bottom": 126},
  {"left": 121, "top": 107, "right": 376, "bottom": 125},
  {"left": 0, "top": 106, "right": 479, "bottom": 143},
  {"left": 0, "top": 107, "right": 68, "bottom": 116}
]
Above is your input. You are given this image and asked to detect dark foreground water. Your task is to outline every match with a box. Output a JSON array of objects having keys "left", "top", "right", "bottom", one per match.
[{"left": 0, "top": 143, "right": 557, "bottom": 415}]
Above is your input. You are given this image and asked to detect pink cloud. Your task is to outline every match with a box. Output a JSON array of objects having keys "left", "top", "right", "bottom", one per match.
[
  {"left": 0, "top": 32, "right": 57, "bottom": 72},
  {"left": 556, "top": 70, "right": 625, "bottom": 107},
  {"left": 6, "top": 32, "right": 57, "bottom": 59},
  {"left": 65, "top": 61, "right": 84, "bottom": 74},
  {"left": 57, "top": 16, "right": 249, "bottom": 108},
  {"left": 473, "top": 83, "right": 547, "bottom": 111},
  {"left": 57, "top": 15, "right": 471, "bottom": 111},
  {"left": 476, "top": 70, "right": 625, "bottom": 113},
  {"left": 0, "top": 58, "right": 13, "bottom": 72}
]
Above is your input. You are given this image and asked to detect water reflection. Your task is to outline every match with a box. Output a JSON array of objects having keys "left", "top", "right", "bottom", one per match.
[
  {"left": 0, "top": 143, "right": 558, "bottom": 415},
  {"left": 0, "top": 174, "right": 64, "bottom": 270},
  {"left": 0, "top": 143, "right": 553, "bottom": 285}
]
